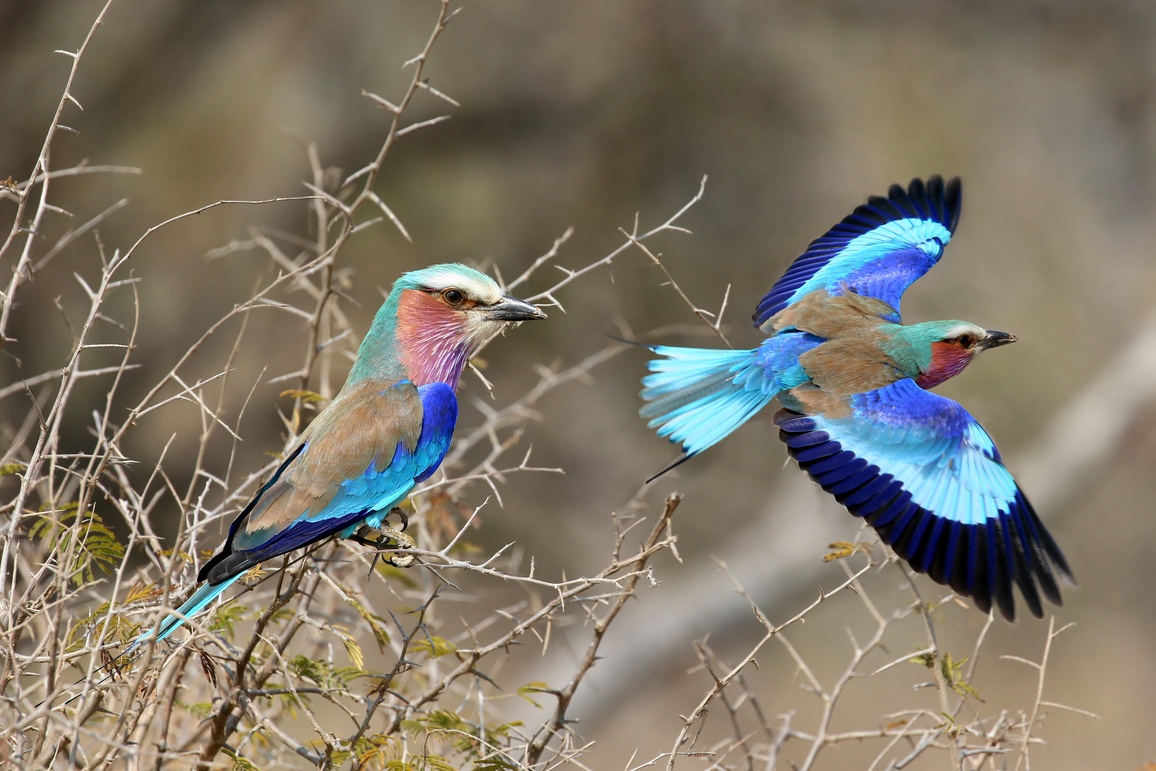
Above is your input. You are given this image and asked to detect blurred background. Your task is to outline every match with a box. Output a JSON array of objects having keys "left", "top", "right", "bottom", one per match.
[{"left": 2, "top": 1, "right": 1154, "bottom": 768}]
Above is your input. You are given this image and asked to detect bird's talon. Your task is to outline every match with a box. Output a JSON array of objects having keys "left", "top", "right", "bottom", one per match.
[
  {"left": 375, "top": 526, "right": 416, "bottom": 569},
  {"left": 386, "top": 553, "right": 416, "bottom": 569},
  {"left": 387, "top": 505, "right": 410, "bottom": 532}
]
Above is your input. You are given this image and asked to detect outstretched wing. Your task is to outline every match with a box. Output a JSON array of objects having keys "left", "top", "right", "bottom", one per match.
[
  {"left": 198, "top": 380, "right": 457, "bottom": 584},
  {"left": 753, "top": 177, "right": 961, "bottom": 327},
  {"left": 775, "top": 379, "right": 1072, "bottom": 620}
]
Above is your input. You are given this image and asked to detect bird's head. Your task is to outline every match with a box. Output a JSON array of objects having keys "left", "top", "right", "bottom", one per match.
[
  {"left": 907, "top": 320, "right": 1016, "bottom": 390},
  {"left": 354, "top": 263, "right": 546, "bottom": 387}
]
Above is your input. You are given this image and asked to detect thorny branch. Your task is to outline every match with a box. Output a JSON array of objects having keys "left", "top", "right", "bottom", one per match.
[
  {"left": 1, "top": 3, "right": 707, "bottom": 765},
  {"left": 0, "top": 2, "right": 1093, "bottom": 770}
]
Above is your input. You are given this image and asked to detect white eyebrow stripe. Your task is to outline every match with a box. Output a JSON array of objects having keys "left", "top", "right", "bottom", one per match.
[
  {"left": 418, "top": 269, "right": 502, "bottom": 304},
  {"left": 943, "top": 322, "right": 983, "bottom": 339}
]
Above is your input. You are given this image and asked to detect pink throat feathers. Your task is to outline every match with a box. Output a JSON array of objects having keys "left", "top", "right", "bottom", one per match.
[{"left": 396, "top": 290, "right": 473, "bottom": 387}]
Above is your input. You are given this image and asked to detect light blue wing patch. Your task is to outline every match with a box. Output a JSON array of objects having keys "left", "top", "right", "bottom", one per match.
[
  {"left": 775, "top": 379, "right": 1071, "bottom": 620},
  {"left": 753, "top": 177, "right": 961, "bottom": 326}
]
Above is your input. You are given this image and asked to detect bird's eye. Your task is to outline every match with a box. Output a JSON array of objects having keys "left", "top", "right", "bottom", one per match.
[
  {"left": 441, "top": 288, "right": 465, "bottom": 306},
  {"left": 956, "top": 334, "right": 975, "bottom": 348}
]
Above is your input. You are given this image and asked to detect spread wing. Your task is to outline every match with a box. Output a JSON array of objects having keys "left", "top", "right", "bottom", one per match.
[
  {"left": 198, "top": 380, "right": 457, "bottom": 584},
  {"left": 753, "top": 177, "right": 961, "bottom": 328},
  {"left": 775, "top": 379, "right": 1072, "bottom": 620}
]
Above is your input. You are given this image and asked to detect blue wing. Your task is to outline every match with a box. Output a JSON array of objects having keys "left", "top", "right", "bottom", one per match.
[
  {"left": 752, "top": 177, "right": 961, "bottom": 327},
  {"left": 197, "top": 381, "right": 456, "bottom": 584},
  {"left": 133, "top": 382, "right": 457, "bottom": 647},
  {"left": 217, "top": 382, "right": 455, "bottom": 573},
  {"left": 775, "top": 379, "right": 1071, "bottom": 620}
]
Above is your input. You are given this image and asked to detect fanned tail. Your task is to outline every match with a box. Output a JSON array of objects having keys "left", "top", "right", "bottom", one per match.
[{"left": 640, "top": 345, "right": 776, "bottom": 468}]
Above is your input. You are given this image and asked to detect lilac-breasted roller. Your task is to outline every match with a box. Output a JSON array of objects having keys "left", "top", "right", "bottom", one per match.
[
  {"left": 639, "top": 177, "right": 1072, "bottom": 620},
  {"left": 134, "top": 263, "right": 545, "bottom": 649}
]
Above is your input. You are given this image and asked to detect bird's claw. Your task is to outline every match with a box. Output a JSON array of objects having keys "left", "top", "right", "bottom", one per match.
[
  {"left": 386, "top": 552, "right": 416, "bottom": 569},
  {"left": 377, "top": 525, "right": 416, "bottom": 568},
  {"left": 351, "top": 523, "right": 416, "bottom": 569},
  {"left": 386, "top": 505, "right": 410, "bottom": 533}
]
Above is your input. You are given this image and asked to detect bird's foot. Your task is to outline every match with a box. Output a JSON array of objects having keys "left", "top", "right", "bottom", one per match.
[
  {"left": 350, "top": 522, "right": 417, "bottom": 569},
  {"left": 378, "top": 526, "right": 416, "bottom": 568}
]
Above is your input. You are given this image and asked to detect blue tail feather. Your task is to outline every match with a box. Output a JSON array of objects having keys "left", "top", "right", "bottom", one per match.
[
  {"left": 640, "top": 346, "right": 776, "bottom": 458},
  {"left": 127, "top": 575, "right": 242, "bottom": 654}
]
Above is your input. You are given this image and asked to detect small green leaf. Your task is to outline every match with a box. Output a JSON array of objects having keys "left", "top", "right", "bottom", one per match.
[
  {"left": 822, "top": 541, "right": 859, "bottom": 562},
  {"left": 158, "top": 548, "right": 194, "bottom": 564},
  {"left": 209, "top": 600, "right": 247, "bottom": 638},
  {"left": 186, "top": 701, "right": 213, "bottom": 719},
  {"left": 287, "top": 655, "right": 358, "bottom": 689},
  {"left": 910, "top": 650, "right": 983, "bottom": 701},
  {"left": 423, "top": 756, "right": 456, "bottom": 771},
  {"left": 517, "top": 681, "right": 549, "bottom": 707},
  {"left": 348, "top": 597, "right": 391, "bottom": 650},
  {"left": 353, "top": 734, "right": 399, "bottom": 769},
  {"left": 941, "top": 652, "right": 982, "bottom": 701},
  {"left": 30, "top": 506, "right": 125, "bottom": 587},
  {"left": 333, "top": 625, "right": 365, "bottom": 671},
  {"left": 279, "top": 389, "right": 328, "bottom": 404},
  {"left": 222, "top": 748, "right": 262, "bottom": 771},
  {"left": 383, "top": 762, "right": 418, "bottom": 771},
  {"left": 474, "top": 760, "right": 519, "bottom": 771},
  {"left": 910, "top": 651, "right": 936, "bottom": 668},
  {"left": 425, "top": 710, "right": 467, "bottom": 733},
  {"left": 399, "top": 719, "right": 425, "bottom": 738},
  {"left": 411, "top": 636, "right": 456, "bottom": 658},
  {"left": 125, "top": 582, "right": 162, "bottom": 605}
]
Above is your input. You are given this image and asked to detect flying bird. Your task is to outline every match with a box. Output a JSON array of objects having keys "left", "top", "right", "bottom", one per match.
[
  {"left": 135, "top": 263, "right": 546, "bottom": 649},
  {"left": 639, "top": 177, "right": 1072, "bottom": 620}
]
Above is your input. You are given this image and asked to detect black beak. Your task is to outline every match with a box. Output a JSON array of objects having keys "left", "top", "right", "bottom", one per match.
[
  {"left": 485, "top": 295, "right": 548, "bottom": 322},
  {"left": 978, "top": 330, "right": 1017, "bottom": 351}
]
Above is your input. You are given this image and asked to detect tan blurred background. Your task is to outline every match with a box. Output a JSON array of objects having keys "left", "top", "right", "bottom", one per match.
[{"left": 3, "top": 1, "right": 1154, "bottom": 768}]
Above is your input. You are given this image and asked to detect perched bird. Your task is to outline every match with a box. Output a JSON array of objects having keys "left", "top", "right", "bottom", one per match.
[
  {"left": 639, "top": 177, "right": 1072, "bottom": 620},
  {"left": 136, "top": 263, "right": 545, "bottom": 648}
]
